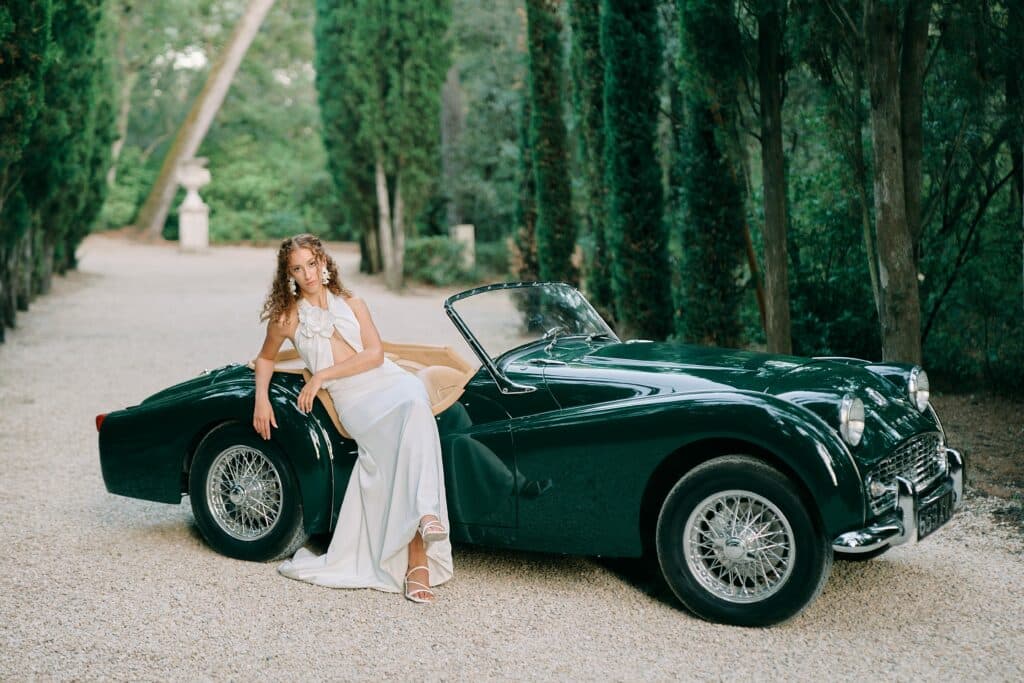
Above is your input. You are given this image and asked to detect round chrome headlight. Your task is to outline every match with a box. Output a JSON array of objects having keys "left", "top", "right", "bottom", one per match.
[
  {"left": 908, "top": 367, "right": 930, "bottom": 412},
  {"left": 839, "top": 394, "right": 865, "bottom": 447}
]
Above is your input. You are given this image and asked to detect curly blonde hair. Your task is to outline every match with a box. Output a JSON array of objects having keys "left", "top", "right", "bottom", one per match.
[{"left": 260, "top": 234, "right": 352, "bottom": 323}]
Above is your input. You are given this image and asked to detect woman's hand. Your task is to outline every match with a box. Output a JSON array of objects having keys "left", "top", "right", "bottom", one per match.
[
  {"left": 253, "top": 397, "right": 278, "bottom": 440},
  {"left": 297, "top": 373, "right": 323, "bottom": 413}
]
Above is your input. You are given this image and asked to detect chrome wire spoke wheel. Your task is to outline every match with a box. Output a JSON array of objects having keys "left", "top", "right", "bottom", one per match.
[
  {"left": 683, "top": 489, "right": 795, "bottom": 604},
  {"left": 206, "top": 445, "right": 283, "bottom": 541}
]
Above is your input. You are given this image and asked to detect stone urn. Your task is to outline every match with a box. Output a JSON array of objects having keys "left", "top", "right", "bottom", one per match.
[{"left": 177, "top": 157, "right": 212, "bottom": 251}]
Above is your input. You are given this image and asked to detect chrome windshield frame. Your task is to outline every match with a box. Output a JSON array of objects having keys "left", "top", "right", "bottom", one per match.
[{"left": 443, "top": 281, "right": 618, "bottom": 395}]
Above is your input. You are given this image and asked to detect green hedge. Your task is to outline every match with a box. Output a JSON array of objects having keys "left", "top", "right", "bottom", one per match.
[{"left": 404, "top": 237, "right": 510, "bottom": 286}]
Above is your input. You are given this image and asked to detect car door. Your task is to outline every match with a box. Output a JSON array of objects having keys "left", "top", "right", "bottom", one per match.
[{"left": 438, "top": 362, "right": 558, "bottom": 540}]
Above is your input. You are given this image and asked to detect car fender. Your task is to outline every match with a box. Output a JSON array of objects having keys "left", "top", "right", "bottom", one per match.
[
  {"left": 99, "top": 371, "right": 340, "bottom": 535},
  {"left": 186, "top": 376, "right": 339, "bottom": 535}
]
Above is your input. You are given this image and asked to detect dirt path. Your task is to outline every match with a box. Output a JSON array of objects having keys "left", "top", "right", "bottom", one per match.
[{"left": 1, "top": 234, "right": 1022, "bottom": 680}]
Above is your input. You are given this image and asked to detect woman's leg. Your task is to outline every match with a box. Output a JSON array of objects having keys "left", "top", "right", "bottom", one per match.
[{"left": 405, "top": 514, "right": 442, "bottom": 602}]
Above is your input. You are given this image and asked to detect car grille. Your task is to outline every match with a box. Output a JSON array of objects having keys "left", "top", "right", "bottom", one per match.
[{"left": 868, "top": 432, "right": 945, "bottom": 515}]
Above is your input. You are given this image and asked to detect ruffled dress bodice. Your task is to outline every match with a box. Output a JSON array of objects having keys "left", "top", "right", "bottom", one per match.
[{"left": 294, "top": 291, "right": 363, "bottom": 374}]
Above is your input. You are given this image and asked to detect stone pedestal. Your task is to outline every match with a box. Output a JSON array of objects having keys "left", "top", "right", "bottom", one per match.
[
  {"left": 177, "top": 158, "right": 211, "bottom": 251},
  {"left": 450, "top": 223, "right": 475, "bottom": 270}
]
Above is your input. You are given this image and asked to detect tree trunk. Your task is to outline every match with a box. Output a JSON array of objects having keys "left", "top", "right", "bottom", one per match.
[
  {"left": 845, "top": 59, "right": 882, "bottom": 320},
  {"left": 16, "top": 230, "right": 32, "bottom": 312},
  {"left": 899, "top": 0, "right": 928, "bottom": 261},
  {"left": 374, "top": 157, "right": 399, "bottom": 291},
  {"left": 134, "top": 0, "right": 276, "bottom": 238},
  {"left": 757, "top": 2, "right": 792, "bottom": 354},
  {"left": 0, "top": 244, "right": 14, "bottom": 338},
  {"left": 393, "top": 172, "right": 405, "bottom": 289},
  {"left": 865, "top": 0, "right": 921, "bottom": 363}
]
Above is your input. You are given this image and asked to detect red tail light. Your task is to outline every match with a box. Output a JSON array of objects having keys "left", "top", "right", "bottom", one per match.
[{"left": 95, "top": 414, "right": 107, "bottom": 432}]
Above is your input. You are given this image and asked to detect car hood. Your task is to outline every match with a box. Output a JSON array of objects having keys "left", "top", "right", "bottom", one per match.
[
  {"left": 580, "top": 341, "right": 807, "bottom": 392},
  {"left": 555, "top": 342, "right": 938, "bottom": 463}
]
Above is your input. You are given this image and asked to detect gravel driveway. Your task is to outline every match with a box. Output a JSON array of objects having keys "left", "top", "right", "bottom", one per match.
[{"left": 1, "top": 234, "right": 1022, "bottom": 681}]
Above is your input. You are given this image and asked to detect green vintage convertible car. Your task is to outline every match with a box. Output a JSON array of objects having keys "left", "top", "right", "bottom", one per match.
[{"left": 97, "top": 281, "right": 964, "bottom": 626}]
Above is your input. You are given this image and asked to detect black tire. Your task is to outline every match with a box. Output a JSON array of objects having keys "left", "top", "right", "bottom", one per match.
[
  {"left": 655, "top": 455, "right": 832, "bottom": 627},
  {"left": 835, "top": 545, "right": 890, "bottom": 562},
  {"left": 188, "top": 424, "right": 307, "bottom": 561}
]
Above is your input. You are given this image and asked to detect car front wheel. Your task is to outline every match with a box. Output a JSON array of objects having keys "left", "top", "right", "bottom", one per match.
[
  {"left": 656, "top": 455, "right": 832, "bottom": 627},
  {"left": 189, "top": 424, "right": 307, "bottom": 561}
]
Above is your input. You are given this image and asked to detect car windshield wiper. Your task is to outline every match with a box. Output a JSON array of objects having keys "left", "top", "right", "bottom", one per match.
[{"left": 585, "top": 332, "right": 614, "bottom": 342}]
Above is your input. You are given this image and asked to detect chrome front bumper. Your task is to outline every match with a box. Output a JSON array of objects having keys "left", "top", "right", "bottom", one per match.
[{"left": 832, "top": 448, "right": 965, "bottom": 554}]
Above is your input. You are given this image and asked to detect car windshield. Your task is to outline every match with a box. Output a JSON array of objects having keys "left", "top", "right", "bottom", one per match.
[{"left": 447, "top": 282, "right": 617, "bottom": 362}]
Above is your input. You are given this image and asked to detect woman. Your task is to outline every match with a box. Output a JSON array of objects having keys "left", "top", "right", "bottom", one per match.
[{"left": 252, "top": 234, "right": 453, "bottom": 603}]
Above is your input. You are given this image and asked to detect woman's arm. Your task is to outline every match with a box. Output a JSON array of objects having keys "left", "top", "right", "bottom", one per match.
[
  {"left": 295, "top": 297, "right": 385, "bottom": 413},
  {"left": 253, "top": 319, "right": 288, "bottom": 439}
]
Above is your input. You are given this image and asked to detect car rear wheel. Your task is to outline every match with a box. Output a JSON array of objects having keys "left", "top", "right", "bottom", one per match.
[
  {"left": 189, "top": 425, "right": 307, "bottom": 561},
  {"left": 655, "top": 455, "right": 832, "bottom": 627}
]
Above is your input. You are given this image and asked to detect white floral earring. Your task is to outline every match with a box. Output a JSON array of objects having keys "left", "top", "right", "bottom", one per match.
[
  {"left": 321, "top": 265, "right": 330, "bottom": 285},
  {"left": 289, "top": 277, "right": 297, "bottom": 296}
]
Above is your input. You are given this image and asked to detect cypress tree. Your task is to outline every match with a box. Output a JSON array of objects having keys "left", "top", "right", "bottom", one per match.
[
  {"left": 0, "top": 0, "right": 113, "bottom": 342},
  {"left": 314, "top": 0, "right": 379, "bottom": 272},
  {"left": 514, "top": 96, "right": 540, "bottom": 283},
  {"left": 569, "top": 0, "right": 613, "bottom": 320},
  {"left": 0, "top": 0, "right": 54, "bottom": 339},
  {"left": 21, "top": 0, "right": 114, "bottom": 280},
  {"left": 525, "top": 0, "right": 577, "bottom": 285},
  {"left": 318, "top": 0, "right": 450, "bottom": 289},
  {"left": 676, "top": 0, "right": 747, "bottom": 347},
  {"left": 601, "top": 0, "right": 671, "bottom": 339}
]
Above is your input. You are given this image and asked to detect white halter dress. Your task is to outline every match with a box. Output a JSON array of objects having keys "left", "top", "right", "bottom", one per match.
[{"left": 277, "top": 290, "right": 453, "bottom": 592}]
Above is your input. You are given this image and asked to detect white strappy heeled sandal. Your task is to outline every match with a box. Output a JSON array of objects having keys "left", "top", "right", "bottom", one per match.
[
  {"left": 404, "top": 566, "right": 435, "bottom": 604},
  {"left": 418, "top": 516, "right": 448, "bottom": 544}
]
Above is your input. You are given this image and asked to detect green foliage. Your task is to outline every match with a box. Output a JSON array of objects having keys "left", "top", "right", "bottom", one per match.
[
  {"left": 602, "top": 0, "right": 671, "bottom": 339},
  {"left": 447, "top": 0, "right": 526, "bottom": 243},
  {"left": 403, "top": 236, "right": 509, "bottom": 286},
  {"left": 526, "top": 0, "right": 578, "bottom": 285},
  {"left": 912, "top": 0, "right": 1023, "bottom": 390},
  {"left": 98, "top": 147, "right": 154, "bottom": 228},
  {"left": 675, "top": 98, "right": 748, "bottom": 346},
  {"left": 569, "top": 0, "right": 613, "bottom": 319},
  {"left": 0, "top": 1, "right": 52, "bottom": 209},
  {"left": 0, "top": 0, "right": 113, "bottom": 338},
  {"left": 315, "top": 0, "right": 451, "bottom": 277},
  {"left": 19, "top": 0, "right": 115, "bottom": 269},
  {"left": 674, "top": 0, "right": 748, "bottom": 347},
  {"left": 314, "top": 0, "right": 377, "bottom": 255},
  {"left": 475, "top": 240, "right": 511, "bottom": 279},
  {"left": 785, "top": 151, "right": 880, "bottom": 359},
  {"left": 202, "top": 0, "right": 333, "bottom": 242},
  {"left": 513, "top": 94, "right": 540, "bottom": 282}
]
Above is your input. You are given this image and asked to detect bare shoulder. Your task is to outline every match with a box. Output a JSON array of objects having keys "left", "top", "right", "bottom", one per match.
[
  {"left": 344, "top": 295, "right": 370, "bottom": 314},
  {"left": 271, "top": 303, "right": 299, "bottom": 335}
]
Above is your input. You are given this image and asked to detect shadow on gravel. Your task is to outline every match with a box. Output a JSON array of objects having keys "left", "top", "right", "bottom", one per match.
[{"left": 596, "top": 556, "right": 689, "bottom": 611}]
